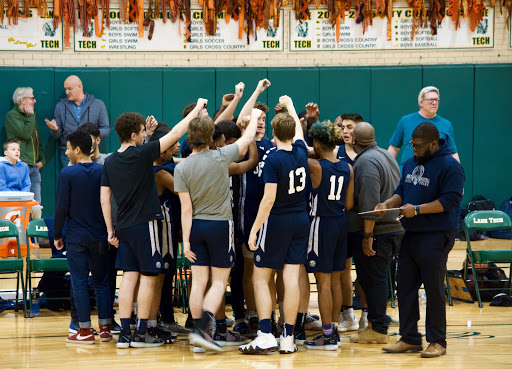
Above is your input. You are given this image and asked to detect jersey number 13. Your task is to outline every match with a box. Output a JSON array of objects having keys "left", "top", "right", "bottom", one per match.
[{"left": 288, "top": 167, "right": 306, "bottom": 194}]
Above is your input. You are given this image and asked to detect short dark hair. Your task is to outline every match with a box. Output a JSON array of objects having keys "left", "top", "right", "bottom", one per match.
[
  {"left": 67, "top": 130, "right": 92, "bottom": 155},
  {"left": 340, "top": 113, "right": 363, "bottom": 123},
  {"left": 216, "top": 120, "right": 241, "bottom": 141},
  {"left": 76, "top": 122, "right": 100, "bottom": 138},
  {"left": 187, "top": 117, "right": 215, "bottom": 151},
  {"left": 3, "top": 139, "right": 20, "bottom": 152},
  {"left": 149, "top": 126, "right": 171, "bottom": 142},
  {"left": 308, "top": 121, "right": 342, "bottom": 151},
  {"left": 115, "top": 113, "right": 145, "bottom": 143},
  {"left": 182, "top": 103, "right": 197, "bottom": 118},
  {"left": 412, "top": 122, "right": 440, "bottom": 142},
  {"left": 271, "top": 113, "right": 295, "bottom": 142},
  {"left": 254, "top": 102, "right": 269, "bottom": 113},
  {"left": 213, "top": 125, "right": 224, "bottom": 142}
]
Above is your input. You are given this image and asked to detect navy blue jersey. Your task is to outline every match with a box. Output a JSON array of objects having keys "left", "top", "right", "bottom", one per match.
[
  {"left": 243, "top": 139, "right": 275, "bottom": 221},
  {"left": 262, "top": 139, "right": 309, "bottom": 214},
  {"left": 310, "top": 159, "right": 351, "bottom": 217},
  {"left": 337, "top": 145, "right": 355, "bottom": 166}
]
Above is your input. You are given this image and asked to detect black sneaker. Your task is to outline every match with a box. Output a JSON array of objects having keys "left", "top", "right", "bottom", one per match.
[
  {"left": 154, "top": 326, "right": 177, "bottom": 344},
  {"left": 294, "top": 329, "right": 307, "bottom": 345},
  {"left": 111, "top": 320, "right": 121, "bottom": 335},
  {"left": 117, "top": 330, "right": 131, "bottom": 349},
  {"left": 304, "top": 332, "right": 338, "bottom": 351},
  {"left": 233, "top": 321, "right": 249, "bottom": 335},
  {"left": 213, "top": 329, "right": 247, "bottom": 346},
  {"left": 130, "top": 331, "right": 165, "bottom": 348},
  {"left": 188, "top": 327, "right": 223, "bottom": 352},
  {"left": 248, "top": 317, "right": 259, "bottom": 338}
]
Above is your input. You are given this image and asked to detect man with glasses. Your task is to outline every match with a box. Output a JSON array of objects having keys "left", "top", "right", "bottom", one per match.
[
  {"left": 387, "top": 86, "right": 459, "bottom": 167},
  {"left": 5, "top": 87, "right": 45, "bottom": 205},
  {"left": 376, "top": 123, "right": 464, "bottom": 358}
]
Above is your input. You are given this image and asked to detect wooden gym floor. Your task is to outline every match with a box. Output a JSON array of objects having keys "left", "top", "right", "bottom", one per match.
[{"left": 0, "top": 239, "right": 511, "bottom": 369}]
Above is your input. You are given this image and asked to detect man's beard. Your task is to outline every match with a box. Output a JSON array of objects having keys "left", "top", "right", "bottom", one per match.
[{"left": 414, "top": 149, "right": 433, "bottom": 165}]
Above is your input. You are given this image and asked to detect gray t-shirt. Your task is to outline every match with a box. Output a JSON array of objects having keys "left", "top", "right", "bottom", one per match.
[{"left": 174, "top": 143, "right": 240, "bottom": 221}]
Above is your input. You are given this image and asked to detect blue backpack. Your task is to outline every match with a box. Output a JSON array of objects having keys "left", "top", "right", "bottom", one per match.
[{"left": 489, "top": 198, "right": 512, "bottom": 239}]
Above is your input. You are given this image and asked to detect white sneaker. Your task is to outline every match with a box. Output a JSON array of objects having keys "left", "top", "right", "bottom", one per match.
[
  {"left": 358, "top": 313, "right": 368, "bottom": 333},
  {"left": 193, "top": 346, "right": 206, "bottom": 353},
  {"left": 338, "top": 314, "right": 358, "bottom": 332},
  {"left": 387, "top": 314, "right": 399, "bottom": 325},
  {"left": 279, "top": 335, "right": 297, "bottom": 354},
  {"left": 239, "top": 330, "right": 279, "bottom": 354}
]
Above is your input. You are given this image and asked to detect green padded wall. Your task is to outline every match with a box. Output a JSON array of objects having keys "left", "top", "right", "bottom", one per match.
[
  {"left": 370, "top": 66, "right": 422, "bottom": 153},
  {"left": 423, "top": 65, "right": 474, "bottom": 205},
  {"left": 2, "top": 65, "right": 511, "bottom": 217},
  {"left": 215, "top": 68, "right": 269, "bottom": 121},
  {"left": 473, "top": 64, "right": 512, "bottom": 207},
  {"left": 267, "top": 68, "right": 320, "bottom": 138},
  {"left": 319, "top": 67, "right": 372, "bottom": 123},
  {"left": 162, "top": 68, "right": 216, "bottom": 146}
]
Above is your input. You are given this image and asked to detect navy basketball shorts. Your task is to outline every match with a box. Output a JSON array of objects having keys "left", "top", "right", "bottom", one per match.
[
  {"left": 115, "top": 220, "right": 164, "bottom": 274},
  {"left": 306, "top": 215, "right": 347, "bottom": 273},
  {"left": 254, "top": 211, "right": 309, "bottom": 270},
  {"left": 159, "top": 217, "right": 176, "bottom": 273},
  {"left": 190, "top": 219, "right": 235, "bottom": 268}
]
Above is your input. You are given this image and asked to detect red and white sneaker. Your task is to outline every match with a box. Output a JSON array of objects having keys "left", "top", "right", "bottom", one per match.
[
  {"left": 99, "top": 324, "right": 113, "bottom": 342},
  {"left": 66, "top": 328, "right": 95, "bottom": 344}
]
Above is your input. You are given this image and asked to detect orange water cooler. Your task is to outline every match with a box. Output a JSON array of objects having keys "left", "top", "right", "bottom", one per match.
[{"left": 0, "top": 191, "right": 40, "bottom": 257}]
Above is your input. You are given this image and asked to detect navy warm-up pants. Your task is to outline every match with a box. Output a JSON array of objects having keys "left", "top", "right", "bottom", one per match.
[{"left": 397, "top": 231, "right": 455, "bottom": 348}]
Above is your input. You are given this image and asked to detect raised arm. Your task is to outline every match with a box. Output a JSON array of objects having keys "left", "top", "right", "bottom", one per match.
[
  {"left": 229, "top": 140, "right": 258, "bottom": 176},
  {"left": 236, "top": 79, "right": 271, "bottom": 126},
  {"left": 214, "top": 82, "right": 244, "bottom": 124},
  {"left": 159, "top": 97, "right": 208, "bottom": 152},
  {"left": 234, "top": 108, "right": 261, "bottom": 154},
  {"left": 279, "top": 95, "right": 304, "bottom": 143}
]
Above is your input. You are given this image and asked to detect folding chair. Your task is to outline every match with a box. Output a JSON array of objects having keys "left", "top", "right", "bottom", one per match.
[
  {"left": 0, "top": 219, "right": 27, "bottom": 317},
  {"left": 25, "top": 218, "right": 69, "bottom": 318},
  {"left": 463, "top": 210, "right": 512, "bottom": 307}
]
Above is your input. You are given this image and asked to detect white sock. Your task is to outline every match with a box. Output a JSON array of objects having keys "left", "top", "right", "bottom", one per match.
[
  {"left": 148, "top": 320, "right": 157, "bottom": 328},
  {"left": 344, "top": 307, "right": 355, "bottom": 320}
]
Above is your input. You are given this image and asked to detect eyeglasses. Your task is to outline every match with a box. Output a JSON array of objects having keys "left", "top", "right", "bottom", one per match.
[
  {"left": 408, "top": 141, "right": 431, "bottom": 150},
  {"left": 423, "top": 98, "right": 440, "bottom": 104},
  {"left": 23, "top": 96, "right": 36, "bottom": 101}
]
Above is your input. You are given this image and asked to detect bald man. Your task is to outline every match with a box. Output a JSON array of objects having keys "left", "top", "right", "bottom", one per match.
[
  {"left": 345, "top": 122, "right": 404, "bottom": 345},
  {"left": 46, "top": 75, "right": 109, "bottom": 167}
]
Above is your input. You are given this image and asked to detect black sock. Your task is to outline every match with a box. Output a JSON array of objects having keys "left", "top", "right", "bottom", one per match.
[
  {"left": 193, "top": 319, "right": 201, "bottom": 330},
  {"left": 136, "top": 318, "right": 148, "bottom": 335},
  {"left": 216, "top": 319, "right": 227, "bottom": 334},
  {"left": 199, "top": 311, "right": 214, "bottom": 331},
  {"left": 295, "top": 313, "right": 305, "bottom": 332}
]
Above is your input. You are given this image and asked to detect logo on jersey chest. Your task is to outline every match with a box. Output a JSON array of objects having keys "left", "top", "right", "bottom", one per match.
[{"left": 405, "top": 165, "right": 430, "bottom": 187}]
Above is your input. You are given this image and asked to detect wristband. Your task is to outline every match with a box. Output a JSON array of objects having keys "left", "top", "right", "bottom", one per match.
[{"left": 414, "top": 205, "right": 420, "bottom": 216}]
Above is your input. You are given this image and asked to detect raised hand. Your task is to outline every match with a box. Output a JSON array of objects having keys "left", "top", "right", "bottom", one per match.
[
  {"left": 256, "top": 79, "right": 271, "bottom": 93},
  {"left": 45, "top": 118, "right": 58, "bottom": 131}
]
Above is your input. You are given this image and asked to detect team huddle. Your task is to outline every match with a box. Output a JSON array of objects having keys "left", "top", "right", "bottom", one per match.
[{"left": 53, "top": 79, "right": 465, "bottom": 359}]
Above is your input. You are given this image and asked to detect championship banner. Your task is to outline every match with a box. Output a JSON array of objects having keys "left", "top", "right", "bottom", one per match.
[
  {"left": 74, "top": 8, "right": 284, "bottom": 52},
  {"left": 290, "top": 7, "right": 494, "bottom": 51},
  {"left": 0, "top": 9, "right": 63, "bottom": 51}
]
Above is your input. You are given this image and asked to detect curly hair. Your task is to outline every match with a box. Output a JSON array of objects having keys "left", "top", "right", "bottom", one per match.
[
  {"left": 308, "top": 121, "right": 342, "bottom": 151},
  {"left": 254, "top": 101, "right": 269, "bottom": 113},
  {"left": 187, "top": 116, "right": 215, "bottom": 151},
  {"left": 115, "top": 113, "right": 145, "bottom": 143}
]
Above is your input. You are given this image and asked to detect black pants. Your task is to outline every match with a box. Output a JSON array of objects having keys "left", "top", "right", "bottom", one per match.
[
  {"left": 397, "top": 231, "right": 454, "bottom": 348},
  {"left": 229, "top": 238, "right": 245, "bottom": 320},
  {"left": 351, "top": 231, "right": 403, "bottom": 335}
]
